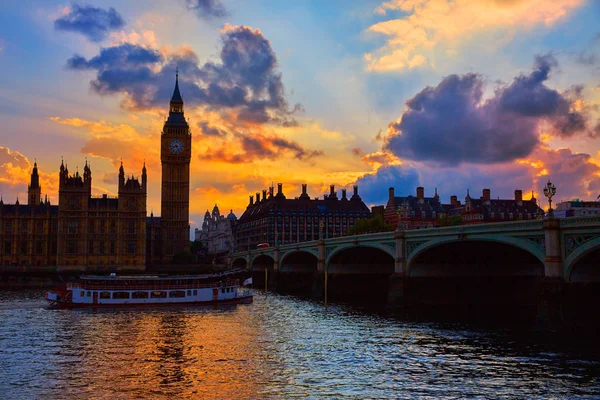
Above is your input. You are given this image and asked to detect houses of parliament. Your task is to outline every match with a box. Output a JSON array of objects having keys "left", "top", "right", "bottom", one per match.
[{"left": 0, "top": 74, "right": 191, "bottom": 271}]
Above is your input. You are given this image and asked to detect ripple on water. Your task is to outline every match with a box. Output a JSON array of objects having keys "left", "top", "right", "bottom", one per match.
[{"left": 0, "top": 290, "right": 599, "bottom": 399}]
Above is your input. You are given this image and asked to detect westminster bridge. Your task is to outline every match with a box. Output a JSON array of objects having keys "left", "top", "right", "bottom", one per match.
[{"left": 231, "top": 216, "right": 600, "bottom": 322}]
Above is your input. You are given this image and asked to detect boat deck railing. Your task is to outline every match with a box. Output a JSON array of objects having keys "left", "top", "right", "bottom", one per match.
[{"left": 67, "top": 279, "right": 240, "bottom": 291}]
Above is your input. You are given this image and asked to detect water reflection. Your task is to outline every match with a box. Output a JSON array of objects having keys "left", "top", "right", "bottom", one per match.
[{"left": 0, "top": 290, "right": 599, "bottom": 399}]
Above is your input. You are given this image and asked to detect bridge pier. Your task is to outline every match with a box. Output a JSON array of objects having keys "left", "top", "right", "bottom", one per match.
[
  {"left": 543, "top": 219, "right": 563, "bottom": 278},
  {"left": 388, "top": 231, "right": 407, "bottom": 306}
]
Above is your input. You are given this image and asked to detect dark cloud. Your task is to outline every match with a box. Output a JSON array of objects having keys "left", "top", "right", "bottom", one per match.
[
  {"left": 185, "top": 0, "right": 229, "bottom": 19},
  {"left": 355, "top": 165, "right": 420, "bottom": 205},
  {"left": 198, "top": 132, "right": 323, "bottom": 164},
  {"left": 66, "top": 25, "right": 301, "bottom": 126},
  {"left": 355, "top": 145, "right": 600, "bottom": 207},
  {"left": 384, "top": 55, "right": 588, "bottom": 166},
  {"left": 54, "top": 4, "right": 125, "bottom": 42},
  {"left": 197, "top": 121, "right": 227, "bottom": 137}
]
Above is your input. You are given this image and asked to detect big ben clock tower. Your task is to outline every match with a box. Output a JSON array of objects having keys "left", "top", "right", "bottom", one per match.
[{"left": 161, "top": 70, "right": 192, "bottom": 261}]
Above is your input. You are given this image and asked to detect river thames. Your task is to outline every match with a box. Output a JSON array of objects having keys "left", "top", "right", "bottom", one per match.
[{"left": 1, "top": 290, "right": 599, "bottom": 399}]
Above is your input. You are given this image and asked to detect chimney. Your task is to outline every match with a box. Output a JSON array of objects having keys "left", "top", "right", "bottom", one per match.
[
  {"left": 262, "top": 189, "right": 267, "bottom": 201},
  {"left": 277, "top": 183, "right": 283, "bottom": 195},
  {"left": 341, "top": 188, "right": 347, "bottom": 200},
  {"left": 256, "top": 192, "right": 260, "bottom": 203},
  {"left": 250, "top": 195, "right": 254, "bottom": 206},
  {"left": 302, "top": 184, "right": 307, "bottom": 195},
  {"left": 450, "top": 195, "right": 457, "bottom": 207},
  {"left": 515, "top": 189, "right": 522, "bottom": 202},
  {"left": 417, "top": 186, "right": 424, "bottom": 200},
  {"left": 483, "top": 188, "right": 491, "bottom": 202},
  {"left": 329, "top": 185, "right": 337, "bottom": 199},
  {"left": 389, "top": 187, "right": 395, "bottom": 200}
]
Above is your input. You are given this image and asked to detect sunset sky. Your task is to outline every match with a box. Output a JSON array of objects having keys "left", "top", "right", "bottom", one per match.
[{"left": 1, "top": 0, "right": 599, "bottom": 232}]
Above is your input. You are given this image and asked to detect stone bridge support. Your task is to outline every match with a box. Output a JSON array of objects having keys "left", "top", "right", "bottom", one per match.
[
  {"left": 312, "top": 240, "right": 327, "bottom": 299},
  {"left": 539, "top": 218, "right": 565, "bottom": 325},
  {"left": 388, "top": 231, "right": 407, "bottom": 305}
]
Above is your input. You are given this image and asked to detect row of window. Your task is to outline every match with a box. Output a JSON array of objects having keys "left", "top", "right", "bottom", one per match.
[
  {"left": 91, "top": 289, "right": 199, "bottom": 300},
  {"left": 68, "top": 241, "right": 138, "bottom": 255},
  {"left": 2, "top": 241, "right": 56, "bottom": 255}
]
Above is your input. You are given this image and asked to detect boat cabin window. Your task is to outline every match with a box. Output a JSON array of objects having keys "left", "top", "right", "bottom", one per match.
[
  {"left": 221, "top": 288, "right": 225, "bottom": 294},
  {"left": 187, "top": 290, "right": 191, "bottom": 296},
  {"left": 151, "top": 291, "right": 167, "bottom": 299},
  {"left": 86, "top": 291, "right": 91, "bottom": 297},
  {"left": 193, "top": 290, "right": 197, "bottom": 296},
  {"left": 80, "top": 291, "right": 85, "bottom": 297},
  {"left": 132, "top": 292, "right": 149, "bottom": 299},
  {"left": 113, "top": 292, "right": 130, "bottom": 299},
  {"left": 169, "top": 291, "right": 186, "bottom": 298},
  {"left": 100, "top": 292, "right": 110, "bottom": 299}
]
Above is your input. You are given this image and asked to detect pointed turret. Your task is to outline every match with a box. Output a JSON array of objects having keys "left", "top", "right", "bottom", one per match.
[
  {"left": 84, "top": 159, "right": 91, "bottom": 182},
  {"left": 28, "top": 160, "right": 41, "bottom": 206},
  {"left": 165, "top": 69, "right": 188, "bottom": 127},
  {"left": 118, "top": 161, "right": 125, "bottom": 191},
  {"left": 141, "top": 161, "right": 147, "bottom": 191},
  {"left": 171, "top": 68, "right": 183, "bottom": 105}
]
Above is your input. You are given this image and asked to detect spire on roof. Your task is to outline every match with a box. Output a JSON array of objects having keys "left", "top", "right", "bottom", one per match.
[{"left": 170, "top": 67, "right": 183, "bottom": 104}]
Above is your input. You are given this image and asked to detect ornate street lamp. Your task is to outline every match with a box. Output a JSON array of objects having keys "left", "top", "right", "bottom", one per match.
[
  {"left": 543, "top": 179, "right": 556, "bottom": 218},
  {"left": 319, "top": 220, "right": 325, "bottom": 240}
]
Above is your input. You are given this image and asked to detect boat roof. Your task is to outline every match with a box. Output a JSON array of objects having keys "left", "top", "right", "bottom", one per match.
[{"left": 80, "top": 269, "right": 245, "bottom": 281}]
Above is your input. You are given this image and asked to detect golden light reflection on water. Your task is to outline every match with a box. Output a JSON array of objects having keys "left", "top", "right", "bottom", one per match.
[
  {"left": 60, "top": 305, "right": 263, "bottom": 399},
  {"left": 2, "top": 291, "right": 600, "bottom": 399}
]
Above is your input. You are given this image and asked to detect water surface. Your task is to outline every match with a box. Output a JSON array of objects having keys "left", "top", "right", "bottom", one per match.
[{"left": 1, "top": 290, "right": 599, "bottom": 399}]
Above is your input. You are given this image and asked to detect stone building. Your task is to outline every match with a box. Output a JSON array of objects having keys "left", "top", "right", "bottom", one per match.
[
  {"left": 0, "top": 162, "right": 58, "bottom": 268},
  {"left": 158, "top": 70, "right": 192, "bottom": 262},
  {"left": 235, "top": 184, "right": 371, "bottom": 251},
  {"left": 0, "top": 73, "right": 193, "bottom": 271},
  {"left": 385, "top": 187, "right": 449, "bottom": 230},
  {"left": 0, "top": 160, "right": 147, "bottom": 271},
  {"left": 385, "top": 186, "right": 544, "bottom": 230},
  {"left": 194, "top": 204, "right": 237, "bottom": 255}
]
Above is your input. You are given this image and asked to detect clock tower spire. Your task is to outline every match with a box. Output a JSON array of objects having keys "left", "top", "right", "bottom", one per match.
[{"left": 160, "top": 70, "right": 192, "bottom": 262}]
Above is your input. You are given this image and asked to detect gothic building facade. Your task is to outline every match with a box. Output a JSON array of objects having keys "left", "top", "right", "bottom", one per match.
[
  {"left": 158, "top": 71, "right": 192, "bottom": 262},
  {"left": 0, "top": 73, "right": 190, "bottom": 271},
  {"left": 0, "top": 161, "right": 147, "bottom": 271}
]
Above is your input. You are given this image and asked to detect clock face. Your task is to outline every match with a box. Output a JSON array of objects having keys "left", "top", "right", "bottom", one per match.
[{"left": 169, "top": 139, "right": 184, "bottom": 154}]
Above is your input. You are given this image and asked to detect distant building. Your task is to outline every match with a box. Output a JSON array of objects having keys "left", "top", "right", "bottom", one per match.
[
  {"left": 385, "top": 187, "right": 449, "bottom": 230},
  {"left": 555, "top": 200, "right": 600, "bottom": 218},
  {"left": 385, "top": 187, "right": 544, "bottom": 230},
  {"left": 371, "top": 205, "right": 385, "bottom": 221},
  {"left": 235, "top": 184, "right": 371, "bottom": 250},
  {"left": 194, "top": 204, "right": 237, "bottom": 255}
]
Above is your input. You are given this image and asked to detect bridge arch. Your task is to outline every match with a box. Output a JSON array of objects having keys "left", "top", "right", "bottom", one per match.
[
  {"left": 326, "top": 243, "right": 395, "bottom": 267},
  {"left": 406, "top": 236, "right": 545, "bottom": 274},
  {"left": 250, "top": 254, "right": 275, "bottom": 271},
  {"left": 565, "top": 237, "right": 600, "bottom": 282},
  {"left": 231, "top": 256, "right": 248, "bottom": 269},
  {"left": 280, "top": 250, "right": 319, "bottom": 272}
]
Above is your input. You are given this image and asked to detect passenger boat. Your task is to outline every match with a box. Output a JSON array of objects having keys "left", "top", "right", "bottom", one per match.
[{"left": 46, "top": 269, "right": 252, "bottom": 308}]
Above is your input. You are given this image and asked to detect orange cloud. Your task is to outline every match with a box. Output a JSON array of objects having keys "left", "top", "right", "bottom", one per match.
[
  {"left": 366, "top": 0, "right": 583, "bottom": 71},
  {"left": 0, "top": 146, "right": 59, "bottom": 204}
]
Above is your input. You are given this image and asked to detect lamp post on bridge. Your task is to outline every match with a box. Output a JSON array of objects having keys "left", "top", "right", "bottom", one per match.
[
  {"left": 543, "top": 180, "right": 557, "bottom": 219},
  {"left": 319, "top": 220, "right": 325, "bottom": 240}
]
